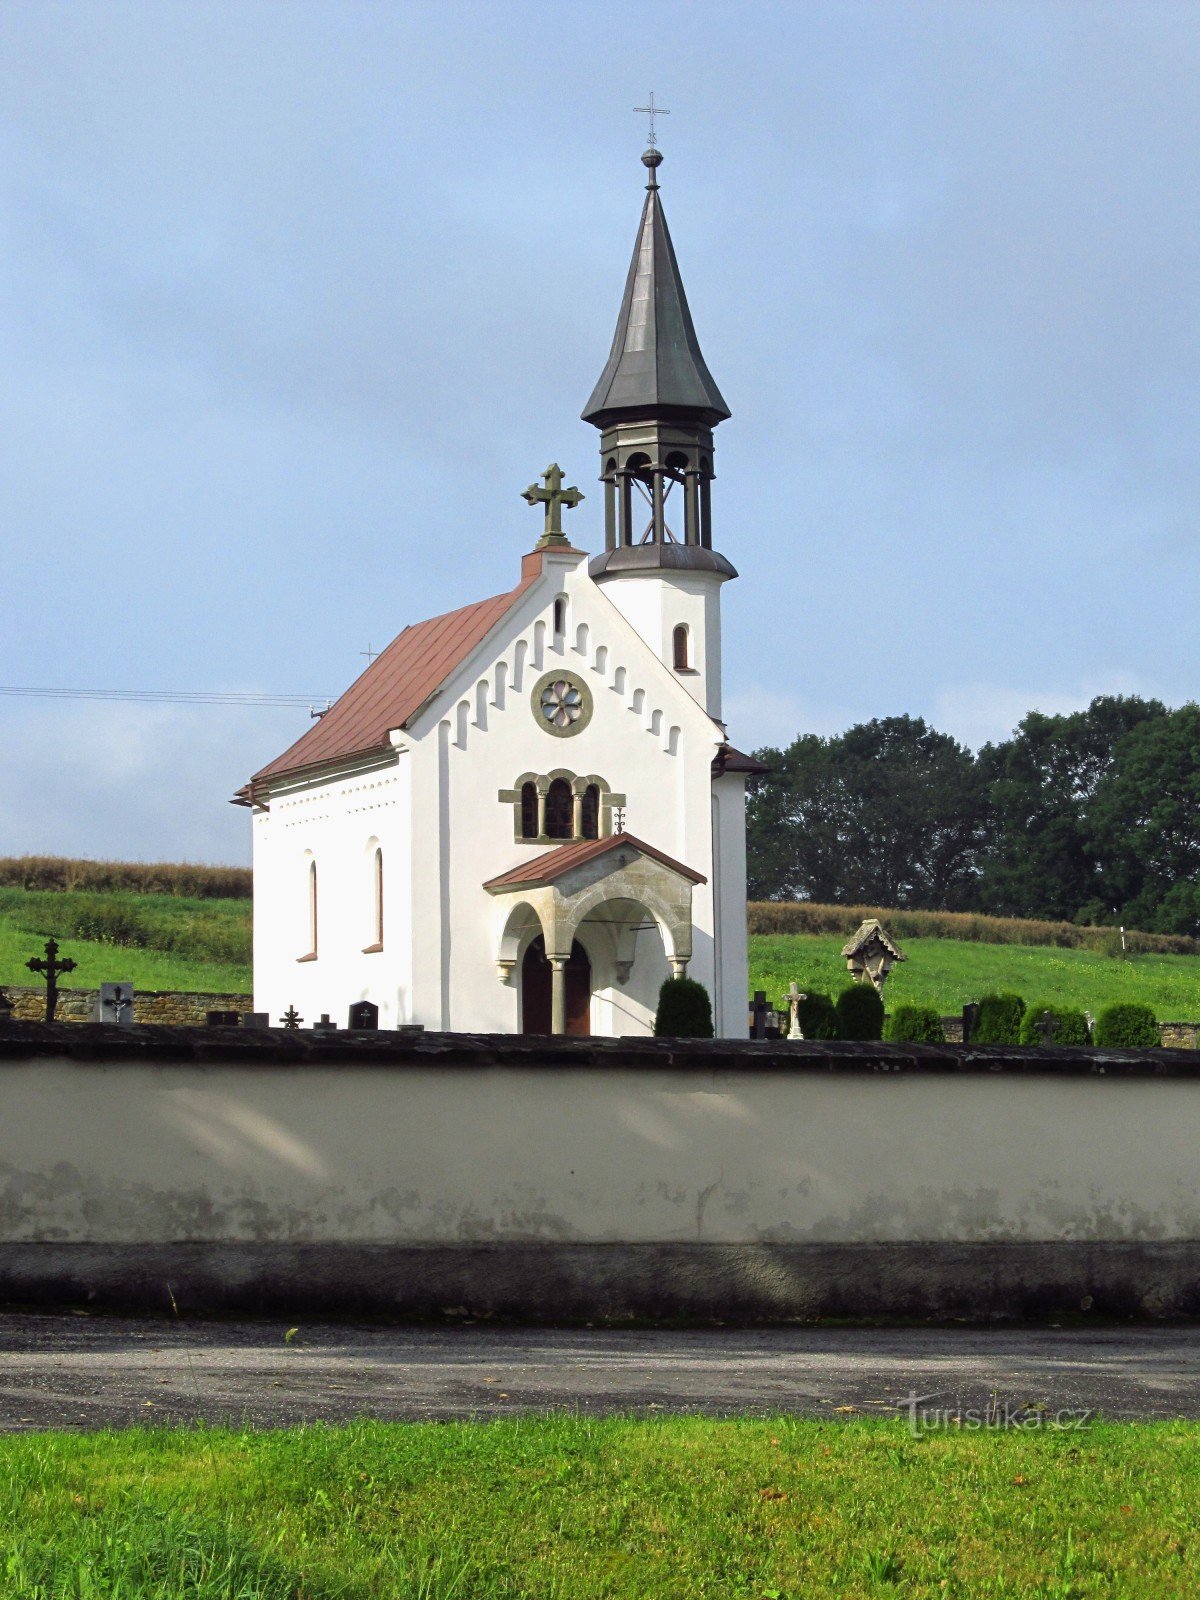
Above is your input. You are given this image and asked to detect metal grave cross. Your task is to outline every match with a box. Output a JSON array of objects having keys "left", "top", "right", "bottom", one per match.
[
  {"left": 787, "top": 982, "right": 808, "bottom": 1041},
  {"left": 26, "top": 937, "right": 77, "bottom": 1023},
  {"left": 634, "top": 93, "right": 670, "bottom": 148},
  {"left": 522, "top": 464, "right": 583, "bottom": 547}
]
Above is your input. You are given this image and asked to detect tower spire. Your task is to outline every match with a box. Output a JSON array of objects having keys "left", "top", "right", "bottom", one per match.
[{"left": 583, "top": 147, "right": 734, "bottom": 580}]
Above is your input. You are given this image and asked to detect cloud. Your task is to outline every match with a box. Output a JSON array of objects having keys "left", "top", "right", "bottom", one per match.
[{"left": 0, "top": 700, "right": 307, "bottom": 863}]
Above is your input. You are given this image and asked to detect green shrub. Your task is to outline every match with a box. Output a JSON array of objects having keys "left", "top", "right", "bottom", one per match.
[
  {"left": 788, "top": 990, "right": 839, "bottom": 1040},
  {"left": 835, "top": 983, "right": 884, "bottom": 1040},
  {"left": 655, "top": 977, "right": 714, "bottom": 1039},
  {"left": 1018, "top": 1003, "right": 1092, "bottom": 1047},
  {"left": 1094, "top": 1002, "right": 1160, "bottom": 1049},
  {"left": 972, "top": 992, "right": 1026, "bottom": 1045},
  {"left": 883, "top": 1005, "right": 946, "bottom": 1044}
]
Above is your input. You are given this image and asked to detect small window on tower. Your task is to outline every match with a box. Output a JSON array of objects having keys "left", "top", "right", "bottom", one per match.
[
  {"left": 673, "top": 625, "right": 690, "bottom": 671},
  {"left": 553, "top": 598, "right": 567, "bottom": 636}
]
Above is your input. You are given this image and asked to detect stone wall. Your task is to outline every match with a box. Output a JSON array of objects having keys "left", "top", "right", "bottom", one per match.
[
  {"left": 5, "top": 1022, "right": 1200, "bottom": 1321},
  {"left": 4, "top": 987, "right": 251, "bottom": 1026}
]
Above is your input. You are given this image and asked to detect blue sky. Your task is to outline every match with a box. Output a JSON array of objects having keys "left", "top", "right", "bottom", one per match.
[{"left": 2, "top": 2, "right": 1197, "bottom": 864}]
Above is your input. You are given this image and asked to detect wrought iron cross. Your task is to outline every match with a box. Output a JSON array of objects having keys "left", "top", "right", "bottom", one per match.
[
  {"left": 522, "top": 464, "right": 583, "bottom": 547},
  {"left": 26, "top": 936, "right": 76, "bottom": 1023},
  {"left": 634, "top": 93, "right": 670, "bottom": 148},
  {"left": 361, "top": 644, "right": 379, "bottom": 666}
]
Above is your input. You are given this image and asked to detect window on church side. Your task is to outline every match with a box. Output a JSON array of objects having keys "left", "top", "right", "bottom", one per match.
[
  {"left": 520, "top": 781, "right": 538, "bottom": 840},
  {"left": 581, "top": 784, "right": 600, "bottom": 840},
  {"left": 308, "top": 861, "right": 318, "bottom": 958},
  {"left": 544, "top": 778, "right": 573, "bottom": 839},
  {"left": 673, "top": 625, "right": 690, "bottom": 671},
  {"left": 553, "top": 598, "right": 567, "bottom": 636},
  {"left": 373, "top": 848, "right": 384, "bottom": 948}
]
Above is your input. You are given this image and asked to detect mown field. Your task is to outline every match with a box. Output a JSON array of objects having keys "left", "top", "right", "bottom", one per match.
[
  {"left": 749, "top": 934, "right": 1200, "bottom": 1021},
  {"left": 3, "top": 1414, "right": 1199, "bottom": 1599}
]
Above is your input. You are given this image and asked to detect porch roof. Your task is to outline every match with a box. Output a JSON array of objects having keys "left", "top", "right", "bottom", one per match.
[{"left": 483, "top": 832, "right": 706, "bottom": 894}]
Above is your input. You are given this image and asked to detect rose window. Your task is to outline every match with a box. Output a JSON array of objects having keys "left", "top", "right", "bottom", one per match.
[{"left": 540, "top": 679, "right": 584, "bottom": 729}]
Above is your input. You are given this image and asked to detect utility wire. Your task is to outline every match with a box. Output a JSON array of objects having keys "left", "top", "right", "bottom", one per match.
[{"left": 0, "top": 686, "right": 329, "bottom": 709}]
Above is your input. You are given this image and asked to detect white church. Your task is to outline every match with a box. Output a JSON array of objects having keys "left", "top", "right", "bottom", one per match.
[{"left": 238, "top": 146, "right": 765, "bottom": 1037}]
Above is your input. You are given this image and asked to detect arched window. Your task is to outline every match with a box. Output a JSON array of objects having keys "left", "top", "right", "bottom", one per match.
[
  {"left": 544, "top": 778, "right": 573, "bottom": 839},
  {"left": 581, "top": 784, "right": 600, "bottom": 840},
  {"left": 520, "top": 781, "right": 539, "bottom": 840},
  {"left": 553, "top": 597, "right": 567, "bottom": 636},
  {"left": 372, "top": 848, "right": 384, "bottom": 948},
  {"left": 307, "top": 860, "right": 318, "bottom": 958},
  {"left": 673, "top": 625, "right": 690, "bottom": 671}
]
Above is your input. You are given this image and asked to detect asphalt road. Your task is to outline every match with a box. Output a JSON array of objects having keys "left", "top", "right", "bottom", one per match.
[{"left": 3, "top": 1315, "right": 1200, "bottom": 1431}]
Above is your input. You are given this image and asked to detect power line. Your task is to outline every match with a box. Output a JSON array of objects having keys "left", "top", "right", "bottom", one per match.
[{"left": 0, "top": 686, "right": 330, "bottom": 709}]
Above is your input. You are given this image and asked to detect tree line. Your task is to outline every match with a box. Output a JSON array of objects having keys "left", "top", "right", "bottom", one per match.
[{"left": 747, "top": 696, "right": 1200, "bottom": 935}]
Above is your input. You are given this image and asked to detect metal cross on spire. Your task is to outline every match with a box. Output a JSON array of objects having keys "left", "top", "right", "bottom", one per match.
[
  {"left": 521, "top": 464, "right": 584, "bottom": 548},
  {"left": 634, "top": 92, "right": 670, "bottom": 148}
]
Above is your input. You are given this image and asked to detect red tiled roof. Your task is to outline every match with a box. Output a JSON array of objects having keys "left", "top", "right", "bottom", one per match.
[
  {"left": 483, "top": 832, "right": 706, "bottom": 893},
  {"left": 247, "top": 563, "right": 542, "bottom": 791}
]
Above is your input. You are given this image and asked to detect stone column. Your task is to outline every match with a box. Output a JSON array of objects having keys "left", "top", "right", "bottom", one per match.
[
  {"left": 550, "top": 957, "right": 568, "bottom": 1035},
  {"left": 536, "top": 781, "right": 548, "bottom": 839},
  {"left": 670, "top": 957, "right": 688, "bottom": 979}
]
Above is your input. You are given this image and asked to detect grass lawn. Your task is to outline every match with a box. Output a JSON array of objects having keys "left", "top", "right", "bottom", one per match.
[
  {"left": 2, "top": 1415, "right": 1198, "bottom": 1597},
  {"left": 0, "top": 890, "right": 251, "bottom": 994},
  {"left": 750, "top": 933, "right": 1200, "bottom": 1022}
]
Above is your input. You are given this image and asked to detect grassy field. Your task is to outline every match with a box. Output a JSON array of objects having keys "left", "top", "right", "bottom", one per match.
[
  {"left": 749, "top": 934, "right": 1200, "bottom": 1021},
  {"left": 2, "top": 1415, "right": 1198, "bottom": 1598},
  {"left": 0, "top": 889, "right": 252, "bottom": 994}
]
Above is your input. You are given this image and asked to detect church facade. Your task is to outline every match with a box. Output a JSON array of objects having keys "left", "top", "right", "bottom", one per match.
[{"left": 239, "top": 147, "right": 764, "bottom": 1037}]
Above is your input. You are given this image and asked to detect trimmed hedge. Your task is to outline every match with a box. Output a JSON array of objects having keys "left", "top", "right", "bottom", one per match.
[
  {"left": 972, "top": 992, "right": 1026, "bottom": 1045},
  {"left": 654, "top": 977, "right": 714, "bottom": 1039},
  {"left": 883, "top": 1005, "right": 946, "bottom": 1044},
  {"left": 835, "top": 983, "right": 884, "bottom": 1041},
  {"left": 791, "top": 990, "right": 840, "bottom": 1040},
  {"left": 1094, "top": 1002, "right": 1159, "bottom": 1050},
  {"left": 1018, "top": 1003, "right": 1092, "bottom": 1047}
]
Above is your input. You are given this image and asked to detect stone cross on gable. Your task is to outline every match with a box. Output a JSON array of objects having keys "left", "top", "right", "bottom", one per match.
[
  {"left": 787, "top": 981, "right": 807, "bottom": 1041},
  {"left": 522, "top": 464, "right": 583, "bottom": 547}
]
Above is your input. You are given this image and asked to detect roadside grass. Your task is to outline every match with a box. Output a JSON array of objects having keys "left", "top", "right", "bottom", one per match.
[
  {"left": 0, "top": 890, "right": 251, "bottom": 994},
  {"left": 1, "top": 1415, "right": 1198, "bottom": 1597},
  {"left": 750, "top": 933, "right": 1200, "bottom": 1023}
]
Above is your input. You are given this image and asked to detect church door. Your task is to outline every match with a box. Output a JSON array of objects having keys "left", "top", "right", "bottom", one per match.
[{"left": 521, "top": 936, "right": 591, "bottom": 1036}]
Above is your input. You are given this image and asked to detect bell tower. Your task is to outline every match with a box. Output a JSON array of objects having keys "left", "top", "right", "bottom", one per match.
[{"left": 583, "top": 146, "right": 735, "bottom": 719}]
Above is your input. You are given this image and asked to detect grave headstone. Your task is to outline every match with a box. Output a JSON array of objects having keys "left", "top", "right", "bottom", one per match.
[
  {"left": 348, "top": 1000, "right": 379, "bottom": 1030},
  {"left": 750, "top": 990, "right": 769, "bottom": 1041},
  {"left": 279, "top": 1006, "right": 303, "bottom": 1030},
  {"left": 962, "top": 1002, "right": 980, "bottom": 1046},
  {"left": 240, "top": 1012, "right": 270, "bottom": 1029},
  {"left": 786, "top": 981, "right": 807, "bottom": 1040},
  {"left": 1036, "top": 1010, "right": 1059, "bottom": 1048},
  {"left": 92, "top": 983, "right": 135, "bottom": 1026},
  {"left": 205, "top": 1010, "right": 241, "bottom": 1027},
  {"left": 311, "top": 1013, "right": 338, "bottom": 1035}
]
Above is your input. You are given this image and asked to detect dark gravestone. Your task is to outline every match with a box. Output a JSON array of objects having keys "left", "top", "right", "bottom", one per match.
[
  {"left": 206, "top": 1010, "right": 241, "bottom": 1027},
  {"left": 750, "top": 990, "right": 770, "bottom": 1041},
  {"left": 241, "top": 1012, "right": 269, "bottom": 1029},
  {"left": 962, "top": 1002, "right": 980, "bottom": 1046},
  {"left": 348, "top": 1000, "right": 379, "bottom": 1031},
  {"left": 0, "top": 987, "right": 12, "bottom": 1024},
  {"left": 311, "top": 1013, "right": 338, "bottom": 1035}
]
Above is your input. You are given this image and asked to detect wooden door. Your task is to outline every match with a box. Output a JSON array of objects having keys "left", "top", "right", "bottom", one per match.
[{"left": 521, "top": 937, "right": 591, "bottom": 1037}]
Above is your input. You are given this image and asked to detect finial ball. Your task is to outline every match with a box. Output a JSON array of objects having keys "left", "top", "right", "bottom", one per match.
[{"left": 641, "top": 147, "right": 664, "bottom": 169}]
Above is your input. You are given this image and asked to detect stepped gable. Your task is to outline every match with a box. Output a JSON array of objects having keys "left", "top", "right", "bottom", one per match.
[{"left": 242, "top": 568, "right": 539, "bottom": 796}]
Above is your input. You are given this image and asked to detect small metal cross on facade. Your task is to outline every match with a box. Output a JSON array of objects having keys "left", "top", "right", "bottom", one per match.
[
  {"left": 26, "top": 937, "right": 76, "bottom": 1024},
  {"left": 522, "top": 464, "right": 584, "bottom": 548},
  {"left": 634, "top": 92, "right": 670, "bottom": 148}
]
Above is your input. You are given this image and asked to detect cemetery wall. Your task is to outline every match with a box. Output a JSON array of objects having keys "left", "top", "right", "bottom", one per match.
[
  {"left": 3, "top": 1023, "right": 1200, "bottom": 1321},
  {"left": 5, "top": 987, "right": 250, "bottom": 1026}
]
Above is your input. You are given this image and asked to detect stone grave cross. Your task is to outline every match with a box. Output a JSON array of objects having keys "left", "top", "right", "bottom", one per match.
[
  {"left": 787, "top": 982, "right": 807, "bottom": 1040},
  {"left": 26, "top": 937, "right": 76, "bottom": 1023},
  {"left": 1036, "top": 1010, "right": 1058, "bottom": 1048},
  {"left": 522, "top": 464, "right": 584, "bottom": 547}
]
